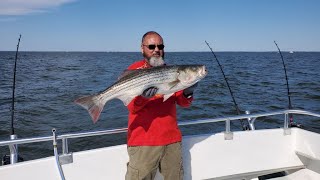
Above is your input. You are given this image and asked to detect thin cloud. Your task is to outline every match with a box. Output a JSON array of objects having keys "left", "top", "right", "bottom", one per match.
[
  {"left": 0, "top": 17, "right": 17, "bottom": 22},
  {"left": 0, "top": 0, "right": 76, "bottom": 15}
]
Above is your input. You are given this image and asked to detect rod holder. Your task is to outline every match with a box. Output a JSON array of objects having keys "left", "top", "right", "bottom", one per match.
[
  {"left": 62, "top": 138, "right": 68, "bottom": 154},
  {"left": 9, "top": 134, "right": 18, "bottom": 164},
  {"left": 284, "top": 113, "right": 291, "bottom": 135},
  {"left": 52, "top": 129, "right": 57, "bottom": 146},
  {"left": 60, "top": 137, "right": 73, "bottom": 165},
  {"left": 224, "top": 119, "right": 233, "bottom": 140}
]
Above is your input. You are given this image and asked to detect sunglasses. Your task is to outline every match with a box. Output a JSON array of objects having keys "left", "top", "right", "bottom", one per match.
[{"left": 143, "top": 44, "right": 165, "bottom": 50}]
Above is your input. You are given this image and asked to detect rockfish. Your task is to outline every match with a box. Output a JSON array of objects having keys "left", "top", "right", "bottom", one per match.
[{"left": 75, "top": 65, "right": 207, "bottom": 123}]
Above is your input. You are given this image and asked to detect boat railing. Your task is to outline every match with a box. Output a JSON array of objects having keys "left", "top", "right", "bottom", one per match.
[{"left": 1, "top": 109, "right": 320, "bottom": 165}]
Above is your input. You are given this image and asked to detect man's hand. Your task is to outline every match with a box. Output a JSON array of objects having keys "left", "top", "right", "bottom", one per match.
[
  {"left": 183, "top": 83, "right": 198, "bottom": 98},
  {"left": 141, "top": 87, "right": 158, "bottom": 98}
]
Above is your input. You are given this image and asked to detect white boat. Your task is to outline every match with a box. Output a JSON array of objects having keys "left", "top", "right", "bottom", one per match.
[{"left": 0, "top": 109, "right": 320, "bottom": 180}]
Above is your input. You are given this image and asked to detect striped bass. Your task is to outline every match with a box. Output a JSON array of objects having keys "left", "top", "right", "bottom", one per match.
[{"left": 74, "top": 64, "right": 207, "bottom": 123}]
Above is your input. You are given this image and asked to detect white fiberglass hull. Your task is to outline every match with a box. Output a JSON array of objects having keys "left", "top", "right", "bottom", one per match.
[{"left": 1, "top": 127, "right": 320, "bottom": 180}]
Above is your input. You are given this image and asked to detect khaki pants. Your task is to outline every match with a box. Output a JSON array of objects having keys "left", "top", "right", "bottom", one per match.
[{"left": 125, "top": 142, "right": 183, "bottom": 180}]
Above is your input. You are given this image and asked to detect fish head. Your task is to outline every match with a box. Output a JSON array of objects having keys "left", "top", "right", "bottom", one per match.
[{"left": 177, "top": 65, "right": 207, "bottom": 86}]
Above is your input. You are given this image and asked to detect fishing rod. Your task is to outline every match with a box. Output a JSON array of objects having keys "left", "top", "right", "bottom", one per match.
[
  {"left": 205, "top": 41, "right": 247, "bottom": 130},
  {"left": 273, "top": 41, "right": 301, "bottom": 128},
  {"left": 2, "top": 35, "right": 23, "bottom": 165},
  {"left": 11, "top": 34, "right": 21, "bottom": 135}
]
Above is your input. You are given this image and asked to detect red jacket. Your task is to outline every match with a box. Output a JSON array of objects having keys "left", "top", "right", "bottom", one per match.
[{"left": 126, "top": 59, "right": 193, "bottom": 146}]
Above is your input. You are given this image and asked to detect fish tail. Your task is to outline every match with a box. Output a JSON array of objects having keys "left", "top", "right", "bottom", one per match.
[{"left": 74, "top": 94, "right": 107, "bottom": 123}]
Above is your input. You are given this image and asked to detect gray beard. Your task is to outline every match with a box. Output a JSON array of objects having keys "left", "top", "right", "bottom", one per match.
[{"left": 148, "top": 56, "right": 165, "bottom": 67}]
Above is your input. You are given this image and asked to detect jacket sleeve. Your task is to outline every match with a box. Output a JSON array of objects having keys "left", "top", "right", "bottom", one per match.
[
  {"left": 127, "top": 95, "right": 150, "bottom": 114},
  {"left": 175, "top": 90, "right": 193, "bottom": 108}
]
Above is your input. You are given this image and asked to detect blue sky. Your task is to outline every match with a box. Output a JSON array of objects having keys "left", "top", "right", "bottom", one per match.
[{"left": 1, "top": 0, "right": 319, "bottom": 52}]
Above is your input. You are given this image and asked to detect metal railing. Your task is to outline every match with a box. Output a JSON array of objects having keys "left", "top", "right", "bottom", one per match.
[{"left": 1, "top": 109, "right": 320, "bottom": 164}]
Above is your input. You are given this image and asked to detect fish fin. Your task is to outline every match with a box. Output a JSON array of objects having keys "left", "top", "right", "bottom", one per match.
[
  {"left": 163, "top": 93, "right": 174, "bottom": 102},
  {"left": 168, "top": 80, "right": 180, "bottom": 90},
  {"left": 118, "top": 95, "right": 136, "bottom": 106},
  {"left": 118, "top": 69, "right": 139, "bottom": 80},
  {"left": 74, "top": 95, "right": 107, "bottom": 123}
]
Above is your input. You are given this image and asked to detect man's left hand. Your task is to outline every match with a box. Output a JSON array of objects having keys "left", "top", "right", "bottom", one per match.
[{"left": 183, "top": 83, "right": 198, "bottom": 98}]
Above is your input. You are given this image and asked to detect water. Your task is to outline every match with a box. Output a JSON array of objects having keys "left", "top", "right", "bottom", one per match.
[{"left": 1, "top": 51, "right": 320, "bottom": 161}]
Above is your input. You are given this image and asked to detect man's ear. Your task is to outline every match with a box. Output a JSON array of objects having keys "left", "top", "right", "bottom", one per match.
[{"left": 140, "top": 44, "right": 144, "bottom": 54}]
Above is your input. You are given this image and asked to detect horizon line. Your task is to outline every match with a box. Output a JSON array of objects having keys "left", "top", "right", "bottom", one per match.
[{"left": 1, "top": 50, "right": 319, "bottom": 53}]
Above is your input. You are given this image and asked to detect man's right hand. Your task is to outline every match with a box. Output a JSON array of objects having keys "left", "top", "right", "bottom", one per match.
[{"left": 141, "top": 87, "right": 158, "bottom": 98}]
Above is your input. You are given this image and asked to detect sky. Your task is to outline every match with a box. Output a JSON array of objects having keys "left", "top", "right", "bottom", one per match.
[{"left": 0, "top": 0, "right": 320, "bottom": 52}]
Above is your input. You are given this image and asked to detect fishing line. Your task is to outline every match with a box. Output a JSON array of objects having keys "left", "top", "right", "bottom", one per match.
[
  {"left": 11, "top": 34, "right": 21, "bottom": 135},
  {"left": 273, "top": 41, "right": 301, "bottom": 128},
  {"left": 205, "top": 41, "right": 247, "bottom": 130}
]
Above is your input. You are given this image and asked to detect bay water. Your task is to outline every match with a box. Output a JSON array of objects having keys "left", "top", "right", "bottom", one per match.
[{"left": 1, "top": 52, "right": 319, "bottom": 161}]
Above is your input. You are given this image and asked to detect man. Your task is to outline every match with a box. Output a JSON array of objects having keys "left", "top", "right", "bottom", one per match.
[{"left": 125, "top": 31, "right": 197, "bottom": 180}]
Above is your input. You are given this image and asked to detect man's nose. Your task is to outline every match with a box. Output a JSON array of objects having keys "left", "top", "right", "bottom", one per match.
[{"left": 154, "top": 46, "right": 160, "bottom": 51}]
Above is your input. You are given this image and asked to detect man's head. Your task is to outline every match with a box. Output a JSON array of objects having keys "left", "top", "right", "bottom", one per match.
[{"left": 141, "top": 31, "right": 165, "bottom": 67}]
